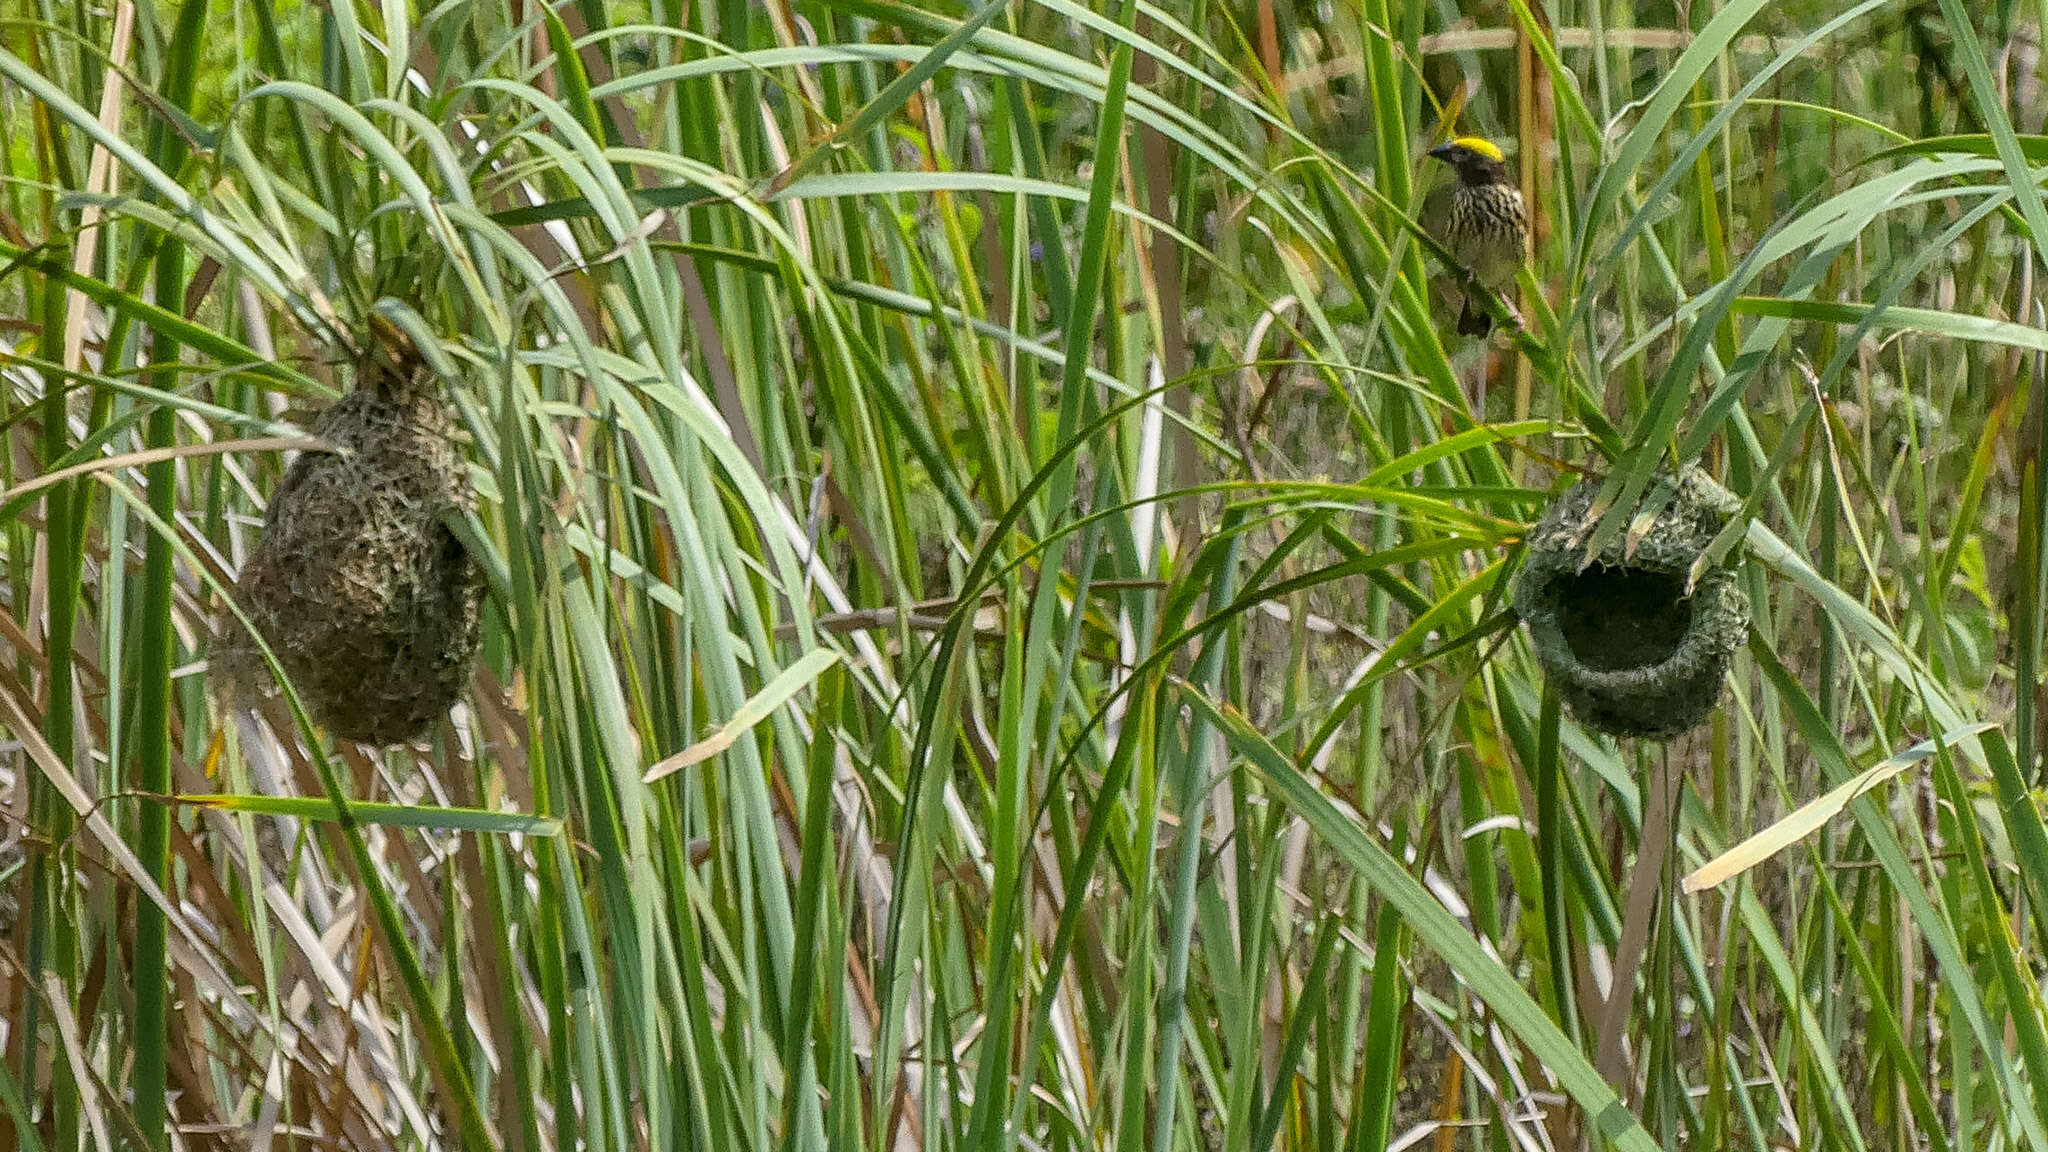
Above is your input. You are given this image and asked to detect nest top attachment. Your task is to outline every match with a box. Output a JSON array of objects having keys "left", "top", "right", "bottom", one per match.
[
  {"left": 1513, "top": 468, "right": 1747, "bottom": 740},
  {"left": 214, "top": 322, "right": 482, "bottom": 746}
]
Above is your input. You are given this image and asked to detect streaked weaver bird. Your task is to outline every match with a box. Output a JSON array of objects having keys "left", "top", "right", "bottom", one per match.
[{"left": 1419, "top": 135, "right": 1527, "bottom": 337}]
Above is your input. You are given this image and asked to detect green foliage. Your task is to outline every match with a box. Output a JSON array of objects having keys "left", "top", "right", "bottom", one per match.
[{"left": 1, "top": 0, "right": 2046, "bottom": 1149}]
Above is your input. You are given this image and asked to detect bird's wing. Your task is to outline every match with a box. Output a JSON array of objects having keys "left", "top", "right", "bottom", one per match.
[{"left": 1469, "top": 190, "right": 1528, "bottom": 288}]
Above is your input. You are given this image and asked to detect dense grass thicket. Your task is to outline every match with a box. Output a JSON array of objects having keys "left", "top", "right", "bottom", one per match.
[{"left": 3, "top": 0, "right": 2048, "bottom": 1148}]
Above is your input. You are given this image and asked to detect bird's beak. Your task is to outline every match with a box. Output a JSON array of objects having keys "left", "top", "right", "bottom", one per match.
[{"left": 1428, "top": 142, "right": 1456, "bottom": 160}]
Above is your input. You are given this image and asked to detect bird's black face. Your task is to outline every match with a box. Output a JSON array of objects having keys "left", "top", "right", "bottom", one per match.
[{"left": 1429, "top": 142, "right": 1510, "bottom": 186}]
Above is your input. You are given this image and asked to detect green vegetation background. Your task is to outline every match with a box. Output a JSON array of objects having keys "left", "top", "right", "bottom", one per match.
[{"left": 1, "top": 0, "right": 2045, "bottom": 1148}]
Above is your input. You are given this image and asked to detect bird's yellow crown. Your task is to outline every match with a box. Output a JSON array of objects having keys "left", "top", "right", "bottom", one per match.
[{"left": 1450, "top": 136, "right": 1505, "bottom": 163}]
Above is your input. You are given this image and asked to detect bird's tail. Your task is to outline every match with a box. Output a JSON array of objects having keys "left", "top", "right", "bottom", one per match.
[{"left": 1457, "top": 297, "right": 1493, "bottom": 337}]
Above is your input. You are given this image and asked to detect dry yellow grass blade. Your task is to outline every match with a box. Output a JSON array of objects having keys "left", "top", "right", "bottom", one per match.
[
  {"left": 1683, "top": 722, "right": 1997, "bottom": 893},
  {"left": 0, "top": 437, "right": 324, "bottom": 504},
  {"left": 643, "top": 649, "right": 841, "bottom": 783}
]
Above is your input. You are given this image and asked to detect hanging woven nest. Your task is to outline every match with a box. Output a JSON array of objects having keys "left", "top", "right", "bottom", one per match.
[
  {"left": 214, "top": 318, "right": 482, "bottom": 746},
  {"left": 1513, "top": 467, "right": 1748, "bottom": 740}
]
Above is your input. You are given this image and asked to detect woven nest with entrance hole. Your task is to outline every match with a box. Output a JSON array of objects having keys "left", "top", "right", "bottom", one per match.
[
  {"left": 213, "top": 317, "right": 482, "bottom": 746},
  {"left": 1513, "top": 467, "right": 1748, "bottom": 741}
]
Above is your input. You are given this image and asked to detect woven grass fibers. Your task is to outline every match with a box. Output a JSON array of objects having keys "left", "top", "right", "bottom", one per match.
[
  {"left": 215, "top": 337, "right": 481, "bottom": 745},
  {"left": 1513, "top": 467, "right": 1747, "bottom": 740}
]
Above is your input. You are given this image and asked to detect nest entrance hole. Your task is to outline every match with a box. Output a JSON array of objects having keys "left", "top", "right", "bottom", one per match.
[{"left": 1555, "top": 564, "right": 1692, "bottom": 672}]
